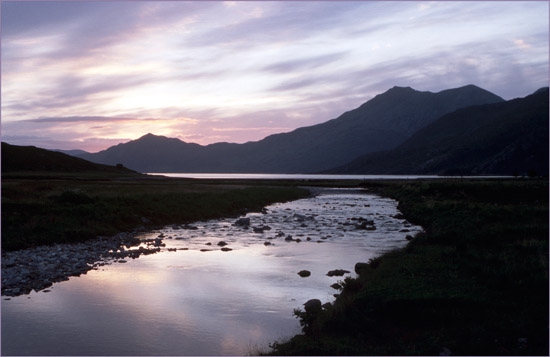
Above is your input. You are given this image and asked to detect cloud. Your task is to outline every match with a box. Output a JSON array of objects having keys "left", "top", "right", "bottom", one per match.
[
  {"left": 1, "top": 1, "right": 547, "bottom": 151},
  {"left": 262, "top": 52, "right": 348, "bottom": 74},
  {"left": 24, "top": 116, "right": 136, "bottom": 123},
  {"left": 211, "top": 127, "right": 292, "bottom": 132},
  {"left": 513, "top": 39, "right": 531, "bottom": 49},
  {"left": 269, "top": 77, "right": 327, "bottom": 92},
  {"left": 182, "top": 2, "right": 370, "bottom": 49}
]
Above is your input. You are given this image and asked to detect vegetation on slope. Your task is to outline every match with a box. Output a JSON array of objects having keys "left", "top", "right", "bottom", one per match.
[
  {"left": 78, "top": 85, "right": 503, "bottom": 173},
  {"left": 327, "top": 88, "right": 549, "bottom": 176},
  {"left": 1, "top": 175, "right": 310, "bottom": 251},
  {"left": 1, "top": 142, "right": 137, "bottom": 175},
  {"left": 269, "top": 179, "right": 549, "bottom": 356}
]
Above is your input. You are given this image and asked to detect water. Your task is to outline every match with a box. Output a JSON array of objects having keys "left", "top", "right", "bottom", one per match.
[
  {"left": 145, "top": 173, "right": 510, "bottom": 180},
  {"left": 2, "top": 189, "right": 423, "bottom": 356},
  {"left": 146, "top": 173, "right": 445, "bottom": 180}
]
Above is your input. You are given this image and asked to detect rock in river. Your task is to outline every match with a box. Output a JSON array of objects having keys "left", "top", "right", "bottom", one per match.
[
  {"left": 297, "top": 270, "right": 311, "bottom": 277},
  {"left": 233, "top": 218, "right": 250, "bottom": 227},
  {"left": 303, "top": 299, "right": 322, "bottom": 312},
  {"left": 354, "top": 262, "right": 369, "bottom": 275},
  {"left": 326, "top": 269, "right": 350, "bottom": 277}
]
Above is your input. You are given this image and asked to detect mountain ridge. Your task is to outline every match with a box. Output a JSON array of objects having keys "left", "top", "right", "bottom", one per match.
[
  {"left": 78, "top": 84, "right": 504, "bottom": 173},
  {"left": 324, "top": 88, "right": 549, "bottom": 176},
  {"left": 1, "top": 142, "right": 137, "bottom": 174}
]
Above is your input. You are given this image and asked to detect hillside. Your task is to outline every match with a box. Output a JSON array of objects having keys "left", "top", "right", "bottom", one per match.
[
  {"left": 78, "top": 85, "right": 503, "bottom": 173},
  {"left": 53, "top": 149, "right": 90, "bottom": 157},
  {"left": 1, "top": 142, "right": 137, "bottom": 175},
  {"left": 326, "top": 88, "right": 549, "bottom": 176}
]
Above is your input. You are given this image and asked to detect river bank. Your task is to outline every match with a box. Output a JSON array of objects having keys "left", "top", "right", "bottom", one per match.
[
  {"left": 1, "top": 232, "right": 163, "bottom": 297},
  {"left": 2, "top": 187, "right": 422, "bottom": 356},
  {"left": 268, "top": 179, "right": 549, "bottom": 356},
  {"left": 1, "top": 174, "right": 311, "bottom": 251},
  {"left": 2, "top": 175, "right": 313, "bottom": 297}
]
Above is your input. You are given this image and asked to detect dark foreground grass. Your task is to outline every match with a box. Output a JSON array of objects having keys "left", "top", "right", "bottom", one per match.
[
  {"left": 268, "top": 179, "right": 549, "bottom": 356},
  {"left": 1, "top": 175, "right": 310, "bottom": 251}
]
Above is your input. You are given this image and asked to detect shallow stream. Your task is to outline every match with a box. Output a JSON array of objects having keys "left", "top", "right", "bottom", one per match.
[{"left": 2, "top": 188, "right": 422, "bottom": 356}]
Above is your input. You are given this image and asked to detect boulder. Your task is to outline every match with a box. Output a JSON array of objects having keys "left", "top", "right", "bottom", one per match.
[
  {"left": 303, "top": 299, "right": 322, "bottom": 312},
  {"left": 297, "top": 270, "right": 311, "bottom": 277},
  {"left": 326, "top": 269, "right": 350, "bottom": 277},
  {"left": 354, "top": 262, "right": 370, "bottom": 275},
  {"left": 233, "top": 218, "right": 250, "bottom": 227}
]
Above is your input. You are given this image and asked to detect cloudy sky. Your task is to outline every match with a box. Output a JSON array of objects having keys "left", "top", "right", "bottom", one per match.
[{"left": 1, "top": 1, "right": 548, "bottom": 152}]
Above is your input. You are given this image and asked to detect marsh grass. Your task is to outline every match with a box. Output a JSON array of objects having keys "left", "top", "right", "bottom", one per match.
[
  {"left": 269, "top": 179, "right": 549, "bottom": 356},
  {"left": 1, "top": 175, "right": 310, "bottom": 251}
]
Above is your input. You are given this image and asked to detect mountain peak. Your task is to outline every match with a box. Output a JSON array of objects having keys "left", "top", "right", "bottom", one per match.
[
  {"left": 460, "top": 84, "right": 483, "bottom": 90},
  {"left": 387, "top": 86, "right": 415, "bottom": 93},
  {"left": 138, "top": 133, "right": 162, "bottom": 140},
  {"left": 79, "top": 84, "right": 507, "bottom": 173}
]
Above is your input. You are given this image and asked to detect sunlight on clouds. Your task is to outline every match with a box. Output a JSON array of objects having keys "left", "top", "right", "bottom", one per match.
[
  {"left": 417, "top": 2, "right": 435, "bottom": 11},
  {"left": 513, "top": 39, "right": 531, "bottom": 50},
  {"left": 6, "top": 33, "right": 65, "bottom": 57},
  {"left": 79, "top": 62, "right": 164, "bottom": 77},
  {"left": 1, "top": 1, "right": 548, "bottom": 150},
  {"left": 211, "top": 127, "right": 292, "bottom": 132}
]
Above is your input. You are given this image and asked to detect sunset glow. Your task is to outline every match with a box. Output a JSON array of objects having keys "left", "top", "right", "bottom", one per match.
[{"left": 1, "top": 1, "right": 548, "bottom": 152}]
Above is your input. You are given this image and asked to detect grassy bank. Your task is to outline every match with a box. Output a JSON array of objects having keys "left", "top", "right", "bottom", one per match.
[
  {"left": 1, "top": 174, "right": 310, "bottom": 251},
  {"left": 269, "top": 179, "right": 549, "bottom": 356}
]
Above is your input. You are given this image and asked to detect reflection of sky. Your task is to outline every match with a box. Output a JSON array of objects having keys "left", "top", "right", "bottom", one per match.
[
  {"left": 1, "top": 192, "right": 422, "bottom": 355},
  {"left": 1, "top": 1, "right": 548, "bottom": 151}
]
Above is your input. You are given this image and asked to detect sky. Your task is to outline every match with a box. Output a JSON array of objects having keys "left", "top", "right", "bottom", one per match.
[{"left": 1, "top": 1, "right": 548, "bottom": 152}]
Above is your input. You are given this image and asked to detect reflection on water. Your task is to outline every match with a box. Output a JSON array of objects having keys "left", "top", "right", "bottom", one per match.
[
  {"left": 2, "top": 189, "right": 422, "bottom": 356},
  {"left": 147, "top": 173, "right": 446, "bottom": 180}
]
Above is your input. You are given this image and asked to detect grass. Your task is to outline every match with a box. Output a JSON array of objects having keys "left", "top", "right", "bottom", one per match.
[
  {"left": 3, "top": 173, "right": 548, "bottom": 354},
  {"left": 1, "top": 174, "right": 311, "bottom": 251},
  {"left": 268, "top": 179, "right": 549, "bottom": 356}
]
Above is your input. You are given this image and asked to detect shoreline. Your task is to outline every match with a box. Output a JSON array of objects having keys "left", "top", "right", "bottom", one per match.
[
  {"left": 1, "top": 180, "right": 311, "bottom": 297},
  {"left": 267, "top": 179, "right": 549, "bottom": 356},
  {"left": 1, "top": 231, "right": 164, "bottom": 297}
]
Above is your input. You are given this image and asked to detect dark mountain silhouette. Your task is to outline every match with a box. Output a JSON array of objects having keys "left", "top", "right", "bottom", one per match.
[
  {"left": 1, "top": 142, "right": 137, "bottom": 174},
  {"left": 78, "top": 85, "right": 503, "bottom": 173},
  {"left": 325, "top": 88, "right": 549, "bottom": 176},
  {"left": 53, "top": 149, "right": 90, "bottom": 157}
]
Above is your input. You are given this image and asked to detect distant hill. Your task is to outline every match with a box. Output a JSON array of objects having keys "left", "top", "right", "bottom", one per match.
[
  {"left": 325, "top": 88, "right": 549, "bottom": 176},
  {"left": 78, "top": 84, "right": 503, "bottom": 173},
  {"left": 1, "top": 142, "right": 137, "bottom": 175},
  {"left": 52, "top": 149, "right": 90, "bottom": 157}
]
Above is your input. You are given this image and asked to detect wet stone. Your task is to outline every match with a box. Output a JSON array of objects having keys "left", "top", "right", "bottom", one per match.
[
  {"left": 1, "top": 232, "right": 161, "bottom": 297},
  {"left": 326, "top": 269, "right": 350, "bottom": 277},
  {"left": 233, "top": 218, "right": 250, "bottom": 227}
]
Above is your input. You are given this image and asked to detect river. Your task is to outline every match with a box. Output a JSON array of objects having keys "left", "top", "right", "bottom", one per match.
[{"left": 2, "top": 188, "right": 423, "bottom": 356}]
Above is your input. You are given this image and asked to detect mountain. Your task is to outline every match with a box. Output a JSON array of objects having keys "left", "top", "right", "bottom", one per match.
[
  {"left": 79, "top": 85, "right": 503, "bottom": 173},
  {"left": 325, "top": 88, "right": 549, "bottom": 176},
  {"left": 1, "top": 142, "right": 137, "bottom": 175},
  {"left": 52, "top": 149, "right": 90, "bottom": 157}
]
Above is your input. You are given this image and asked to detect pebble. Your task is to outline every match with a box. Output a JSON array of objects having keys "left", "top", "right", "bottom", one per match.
[{"left": 1, "top": 232, "right": 161, "bottom": 297}]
